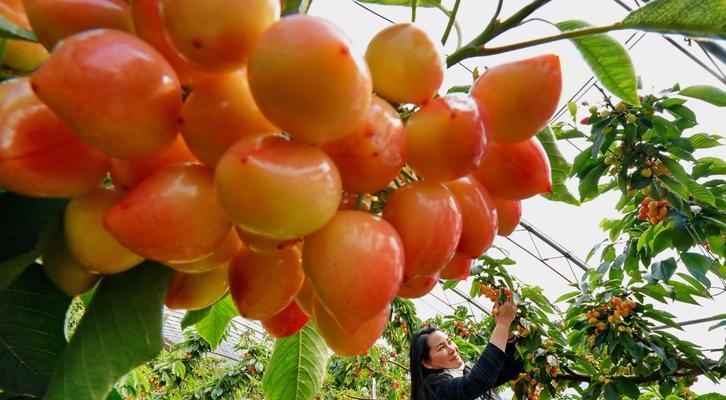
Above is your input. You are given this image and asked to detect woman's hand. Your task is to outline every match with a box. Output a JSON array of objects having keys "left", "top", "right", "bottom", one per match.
[
  {"left": 494, "top": 298, "right": 517, "bottom": 328},
  {"left": 490, "top": 294, "right": 519, "bottom": 352}
]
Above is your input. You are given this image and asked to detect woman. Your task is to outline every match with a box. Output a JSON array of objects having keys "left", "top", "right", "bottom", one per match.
[{"left": 409, "top": 298, "right": 522, "bottom": 400}]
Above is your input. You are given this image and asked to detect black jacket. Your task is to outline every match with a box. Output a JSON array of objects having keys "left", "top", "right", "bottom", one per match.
[{"left": 423, "top": 341, "right": 523, "bottom": 400}]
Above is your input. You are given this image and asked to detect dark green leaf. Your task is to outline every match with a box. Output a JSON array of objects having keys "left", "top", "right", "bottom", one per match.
[
  {"left": 557, "top": 20, "right": 640, "bottom": 106},
  {"left": 666, "top": 104, "right": 698, "bottom": 127},
  {"left": 579, "top": 162, "right": 608, "bottom": 201},
  {"left": 45, "top": 262, "right": 171, "bottom": 400},
  {"left": 622, "top": 0, "right": 726, "bottom": 39},
  {"left": 679, "top": 85, "right": 726, "bottom": 106},
  {"left": 688, "top": 133, "right": 722, "bottom": 149},
  {"left": 643, "top": 308, "right": 681, "bottom": 329},
  {"left": 686, "top": 179, "right": 716, "bottom": 207},
  {"left": 0, "top": 250, "right": 38, "bottom": 292},
  {"left": 675, "top": 272, "right": 708, "bottom": 297},
  {"left": 195, "top": 295, "right": 238, "bottom": 350},
  {"left": 650, "top": 257, "right": 677, "bottom": 282},
  {"left": 708, "top": 320, "right": 726, "bottom": 331},
  {"left": 106, "top": 389, "right": 124, "bottom": 400},
  {"left": 262, "top": 323, "right": 328, "bottom": 400},
  {"left": 680, "top": 252, "right": 712, "bottom": 287},
  {"left": 537, "top": 127, "right": 579, "bottom": 205},
  {"left": 571, "top": 145, "right": 594, "bottom": 178},
  {"left": 615, "top": 377, "right": 640, "bottom": 399},
  {"left": 667, "top": 144, "right": 696, "bottom": 161},
  {"left": 0, "top": 193, "right": 66, "bottom": 263},
  {"left": 603, "top": 382, "right": 619, "bottom": 400},
  {"left": 0, "top": 265, "right": 71, "bottom": 398},
  {"left": 0, "top": 14, "right": 37, "bottom": 41},
  {"left": 659, "top": 175, "right": 689, "bottom": 200}
]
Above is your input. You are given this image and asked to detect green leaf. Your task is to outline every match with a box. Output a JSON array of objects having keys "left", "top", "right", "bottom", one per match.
[
  {"left": 622, "top": 0, "right": 726, "bottom": 39},
  {"left": 650, "top": 257, "right": 677, "bottom": 282},
  {"left": 281, "top": 0, "right": 312, "bottom": 15},
  {"left": 181, "top": 307, "right": 213, "bottom": 330},
  {"left": 557, "top": 20, "right": 640, "bottom": 106},
  {"left": 688, "top": 133, "right": 722, "bottom": 149},
  {"left": 643, "top": 308, "right": 681, "bottom": 329},
  {"left": 537, "top": 127, "right": 579, "bottom": 205},
  {"left": 357, "top": 0, "right": 439, "bottom": 7},
  {"left": 262, "top": 323, "right": 328, "bottom": 400},
  {"left": 659, "top": 175, "right": 689, "bottom": 200},
  {"left": 0, "top": 194, "right": 68, "bottom": 291},
  {"left": 692, "top": 157, "right": 726, "bottom": 179},
  {"left": 680, "top": 252, "right": 712, "bottom": 287},
  {"left": 555, "top": 129, "right": 587, "bottom": 139},
  {"left": 0, "top": 250, "right": 38, "bottom": 292},
  {"left": 554, "top": 290, "right": 581, "bottom": 303},
  {"left": 695, "top": 393, "right": 726, "bottom": 400},
  {"left": 195, "top": 295, "right": 238, "bottom": 350},
  {"left": 657, "top": 155, "right": 689, "bottom": 184},
  {"left": 679, "top": 85, "right": 726, "bottom": 106},
  {"left": 447, "top": 84, "right": 471, "bottom": 94},
  {"left": 45, "top": 262, "right": 171, "bottom": 400},
  {"left": 0, "top": 14, "right": 37, "bottom": 42},
  {"left": 0, "top": 265, "right": 71, "bottom": 398},
  {"left": 604, "top": 382, "right": 619, "bottom": 400},
  {"left": 571, "top": 145, "right": 595, "bottom": 178},
  {"left": 687, "top": 179, "right": 716, "bottom": 207},
  {"left": 708, "top": 320, "right": 726, "bottom": 331},
  {"left": 615, "top": 377, "right": 640, "bottom": 399},
  {"left": 579, "top": 162, "right": 609, "bottom": 201},
  {"left": 442, "top": 279, "right": 459, "bottom": 290},
  {"left": 666, "top": 104, "right": 698, "bottom": 128}
]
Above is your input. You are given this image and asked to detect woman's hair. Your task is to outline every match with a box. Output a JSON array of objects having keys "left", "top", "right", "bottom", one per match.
[{"left": 410, "top": 326, "right": 440, "bottom": 400}]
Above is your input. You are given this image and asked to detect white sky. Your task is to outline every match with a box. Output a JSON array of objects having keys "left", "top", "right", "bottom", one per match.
[{"left": 306, "top": 0, "right": 725, "bottom": 394}]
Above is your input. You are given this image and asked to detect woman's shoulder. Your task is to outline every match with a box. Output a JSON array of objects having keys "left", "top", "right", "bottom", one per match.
[{"left": 423, "top": 371, "right": 453, "bottom": 387}]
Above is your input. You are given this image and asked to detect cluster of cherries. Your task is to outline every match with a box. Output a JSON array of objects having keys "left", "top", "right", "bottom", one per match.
[
  {"left": 637, "top": 197, "right": 670, "bottom": 225},
  {"left": 0, "top": 0, "right": 560, "bottom": 357}
]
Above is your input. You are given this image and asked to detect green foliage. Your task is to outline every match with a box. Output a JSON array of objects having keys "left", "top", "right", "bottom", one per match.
[
  {"left": 0, "top": 265, "right": 71, "bottom": 398},
  {"left": 537, "top": 126, "right": 580, "bottom": 205},
  {"left": 193, "top": 295, "right": 238, "bottom": 350},
  {"left": 557, "top": 20, "right": 640, "bottom": 106},
  {"left": 262, "top": 323, "right": 328, "bottom": 400},
  {"left": 622, "top": 0, "right": 726, "bottom": 39},
  {"left": 45, "top": 263, "right": 171, "bottom": 400},
  {"left": 0, "top": 193, "right": 67, "bottom": 290},
  {"left": 679, "top": 85, "right": 726, "bottom": 107}
]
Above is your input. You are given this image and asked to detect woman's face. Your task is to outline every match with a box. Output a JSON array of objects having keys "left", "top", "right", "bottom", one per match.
[{"left": 423, "top": 330, "right": 463, "bottom": 370}]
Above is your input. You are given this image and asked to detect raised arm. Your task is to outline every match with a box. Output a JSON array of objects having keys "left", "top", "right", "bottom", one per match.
[{"left": 430, "top": 299, "right": 518, "bottom": 400}]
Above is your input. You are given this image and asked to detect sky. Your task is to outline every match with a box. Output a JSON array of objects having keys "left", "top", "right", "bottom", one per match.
[{"left": 304, "top": 0, "right": 725, "bottom": 395}]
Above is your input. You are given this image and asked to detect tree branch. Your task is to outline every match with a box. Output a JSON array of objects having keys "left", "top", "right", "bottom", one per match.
[
  {"left": 555, "top": 359, "right": 724, "bottom": 384},
  {"left": 447, "top": 23, "right": 623, "bottom": 66}
]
